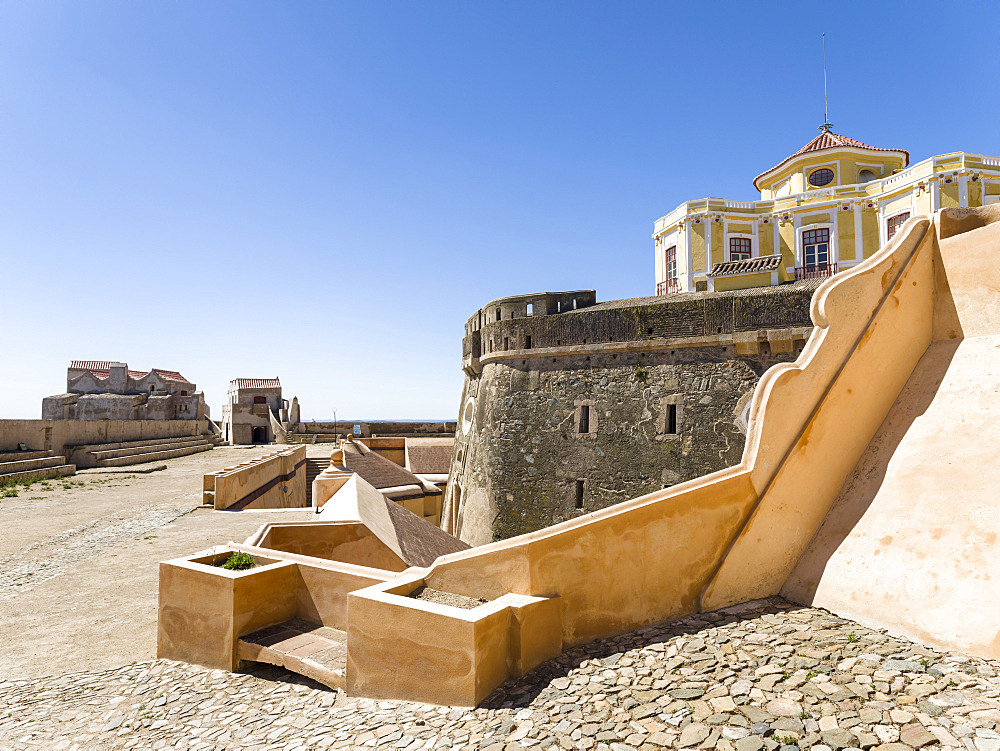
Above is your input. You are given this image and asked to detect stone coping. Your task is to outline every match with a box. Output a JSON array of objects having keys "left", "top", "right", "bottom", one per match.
[{"left": 476, "top": 326, "right": 814, "bottom": 366}]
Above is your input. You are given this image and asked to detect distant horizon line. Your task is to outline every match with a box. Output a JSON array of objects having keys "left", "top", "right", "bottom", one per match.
[{"left": 300, "top": 418, "right": 455, "bottom": 423}]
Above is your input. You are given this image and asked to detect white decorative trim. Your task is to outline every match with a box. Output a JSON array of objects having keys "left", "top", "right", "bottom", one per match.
[
  {"left": 802, "top": 159, "right": 838, "bottom": 191},
  {"left": 705, "top": 219, "right": 713, "bottom": 270},
  {"left": 853, "top": 203, "right": 863, "bottom": 261}
]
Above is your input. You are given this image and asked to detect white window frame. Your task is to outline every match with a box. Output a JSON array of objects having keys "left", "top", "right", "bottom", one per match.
[
  {"left": 884, "top": 208, "right": 912, "bottom": 242},
  {"left": 796, "top": 223, "right": 837, "bottom": 270},
  {"left": 855, "top": 161, "right": 884, "bottom": 186},
  {"left": 803, "top": 161, "right": 838, "bottom": 189},
  {"left": 880, "top": 203, "right": 915, "bottom": 247},
  {"left": 725, "top": 232, "right": 754, "bottom": 262}
]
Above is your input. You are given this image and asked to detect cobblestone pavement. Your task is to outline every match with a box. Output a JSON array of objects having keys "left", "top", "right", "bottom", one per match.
[{"left": 3, "top": 598, "right": 999, "bottom": 751}]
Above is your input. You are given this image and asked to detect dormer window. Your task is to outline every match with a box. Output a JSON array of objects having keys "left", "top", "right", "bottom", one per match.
[{"left": 808, "top": 168, "right": 835, "bottom": 187}]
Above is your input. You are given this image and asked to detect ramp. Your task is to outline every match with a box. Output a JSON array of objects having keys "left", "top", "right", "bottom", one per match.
[
  {"left": 238, "top": 617, "right": 347, "bottom": 690},
  {"left": 783, "top": 216, "right": 1000, "bottom": 656}
]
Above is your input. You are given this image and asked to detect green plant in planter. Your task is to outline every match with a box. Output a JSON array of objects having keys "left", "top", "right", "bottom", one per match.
[{"left": 221, "top": 552, "right": 256, "bottom": 571}]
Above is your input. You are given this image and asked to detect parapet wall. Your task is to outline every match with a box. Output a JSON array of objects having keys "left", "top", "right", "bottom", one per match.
[
  {"left": 205, "top": 445, "right": 308, "bottom": 510},
  {"left": 446, "top": 283, "right": 819, "bottom": 545},
  {"left": 423, "top": 215, "right": 938, "bottom": 649},
  {"left": 0, "top": 419, "right": 212, "bottom": 458},
  {"left": 293, "top": 421, "right": 456, "bottom": 438}
]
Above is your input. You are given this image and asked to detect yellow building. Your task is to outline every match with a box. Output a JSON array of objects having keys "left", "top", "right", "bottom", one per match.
[{"left": 653, "top": 129, "right": 1000, "bottom": 293}]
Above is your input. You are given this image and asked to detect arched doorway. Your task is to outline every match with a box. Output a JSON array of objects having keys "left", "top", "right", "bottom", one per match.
[{"left": 252, "top": 426, "right": 267, "bottom": 444}]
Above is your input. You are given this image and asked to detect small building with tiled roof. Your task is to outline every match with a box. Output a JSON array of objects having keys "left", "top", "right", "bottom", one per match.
[
  {"left": 653, "top": 128, "right": 1000, "bottom": 294},
  {"left": 42, "top": 361, "right": 208, "bottom": 421},
  {"left": 221, "top": 377, "right": 292, "bottom": 445}
]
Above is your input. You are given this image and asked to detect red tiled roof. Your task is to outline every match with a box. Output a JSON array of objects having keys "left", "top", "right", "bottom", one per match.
[
  {"left": 151, "top": 369, "right": 191, "bottom": 383},
  {"left": 69, "top": 361, "right": 190, "bottom": 383},
  {"left": 707, "top": 254, "right": 784, "bottom": 278},
  {"left": 753, "top": 130, "right": 909, "bottom": 190},
  {"left": 230, "top": 378, "right": 281, "bottom": 390}
]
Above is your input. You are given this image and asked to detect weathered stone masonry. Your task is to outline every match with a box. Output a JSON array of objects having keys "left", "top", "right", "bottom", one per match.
[{"left": 443, "top": 283, "right": 820, "bottom": 546}]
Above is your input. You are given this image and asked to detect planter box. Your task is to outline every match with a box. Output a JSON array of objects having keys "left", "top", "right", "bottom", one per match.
[
  {"left": 346, "top": 574, "right": 561, "bottom": 706},
  {"left": 157, "top": 547, "right": 296, "bottom": 670}
]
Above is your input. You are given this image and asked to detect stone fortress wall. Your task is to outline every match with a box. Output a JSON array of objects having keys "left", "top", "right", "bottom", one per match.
[{"left": 444, "top": 283, "right": 820, "bottom": 545}]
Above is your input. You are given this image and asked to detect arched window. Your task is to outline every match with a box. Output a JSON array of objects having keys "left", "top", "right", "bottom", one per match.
[{"left": 802, "top": 228, "right": 830, "bottom": 268}]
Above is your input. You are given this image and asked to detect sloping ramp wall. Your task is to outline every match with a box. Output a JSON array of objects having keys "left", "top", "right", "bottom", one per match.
[
  {"left": 783, "top": 208, "right": 1000, "bottom": 657},
  {"left": 355, "top": 214, "right": 941, "bottom": 651}
]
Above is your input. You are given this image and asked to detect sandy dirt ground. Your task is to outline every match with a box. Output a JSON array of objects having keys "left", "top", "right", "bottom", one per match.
[{"left": 0, "top": 445, "right": 330, "bottom": 680}]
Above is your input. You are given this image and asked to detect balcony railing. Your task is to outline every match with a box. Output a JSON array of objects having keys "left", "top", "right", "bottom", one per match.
[
  {"left": 656, "top": 279, "right": 680, "bottom": 295},
  {"left": 795, "top": 262, "right": 838, "bottom": 281}
]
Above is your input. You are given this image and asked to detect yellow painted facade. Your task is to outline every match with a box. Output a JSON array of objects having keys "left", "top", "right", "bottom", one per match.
[{"left": 653, "top": 133, "right": 1000, "bottom": 294}]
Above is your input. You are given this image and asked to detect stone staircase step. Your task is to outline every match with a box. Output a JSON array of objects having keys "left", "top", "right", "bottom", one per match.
[
  {"left": 0, "top": 450, "right": 54, "bottom": 463},
  {"left": 0, "top": 463, "right": 76, "bottom": 485},
  {"left": 88, "top": 438, "right": 211, "bottom": 461},
  {"left": 0, "top": 456, "right": 66, "bottom": 475},
  {"left": 67, "top": 434, "right": 212, "bottom": 455},
  {"left": 94, "top": 442, "right": 214, "bottom": 467},
  {"left": 237, "top": 618, "right": 346, "bottom": 691},
  {"left": 304, "top": 458, "right": 329, "bottom": 504}
]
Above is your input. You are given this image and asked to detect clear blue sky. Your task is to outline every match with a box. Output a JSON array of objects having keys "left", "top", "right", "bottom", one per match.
[{"left": 1, "top": 1, "right": 997, "bottom": 420}]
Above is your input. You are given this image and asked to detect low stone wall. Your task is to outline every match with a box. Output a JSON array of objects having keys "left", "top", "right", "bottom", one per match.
[
  {"left": 205, "top": 446, "right": 308, "bottom": 510},
  {"left": 293, "top": 421, "right": 456, "bottom": 438},
  {"left": 0, "top": 419, "right": 212, "bottom": 458}
]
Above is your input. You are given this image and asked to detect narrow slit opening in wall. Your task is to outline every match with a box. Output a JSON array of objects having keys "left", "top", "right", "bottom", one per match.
[
  {"left": 503, "top": 337, "right": 509, "bottom": 350},
  {"left": 575, "top": 479, "right": 585, "bottom": 509},
  {"left": 525, "top": 335, "right": 532, "bottom": 349},
  {"left": 666, "top": 403, "right": 677, "bottom": 434},
  {"left": 579, "top": 405, "right": 590, "bottom": 433},
  {"left": 527, "top": 303, "right": 533, "bottom": 315},
  {"left": 496, "top": 309, "right": 501, "bottom": 321},
  {"left": 572, "top": 298, "right": 577, "bottom": 309}
]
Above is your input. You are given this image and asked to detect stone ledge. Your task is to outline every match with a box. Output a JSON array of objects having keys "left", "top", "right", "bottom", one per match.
[{"left": 477, "top": 326, "right": 813, "bottom": 365}]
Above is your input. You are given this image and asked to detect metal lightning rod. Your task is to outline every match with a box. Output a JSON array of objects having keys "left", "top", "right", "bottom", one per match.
[{"left": 821, "top": 33, "right": 833, "bottom": 132}]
